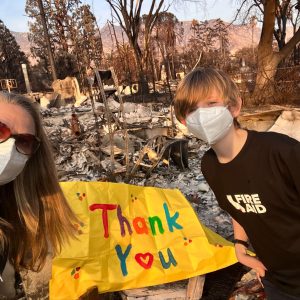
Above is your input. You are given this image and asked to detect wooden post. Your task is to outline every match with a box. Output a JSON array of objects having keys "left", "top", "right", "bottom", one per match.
[
  {"left": 21, "top": 64, "right": 32, "bottom": 94},
  {"left": 186, "top": 275, "right": 205, "bottom": 300},
  {"left": 110, "top": 67, "right": 130, "bottom": 176},
  {"left": 94, "top": 69, "right": 115, "bottom": 176}
]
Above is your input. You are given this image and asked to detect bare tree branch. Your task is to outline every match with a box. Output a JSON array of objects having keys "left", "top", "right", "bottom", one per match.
[{"left": 279, "top": 25, "right": 300, "bottom": 58}]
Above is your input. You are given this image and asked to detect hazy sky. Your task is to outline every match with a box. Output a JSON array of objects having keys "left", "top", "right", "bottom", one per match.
[{"left": 0, "top": 0, "right": 239, "bottom": 32}]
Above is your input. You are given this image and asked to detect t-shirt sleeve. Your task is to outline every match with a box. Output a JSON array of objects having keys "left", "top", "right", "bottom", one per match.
[
  {"left": 201, "top": 150, "right": 213, "bottom": 185},
  {"left": 284, "top": 142, "right": 300, "bottom": 196},
  {"left": 200, "top": 150, "right": 219, "bottom": 198},
  {"left": 281, "top": 142, "right": 300, "bottom": 201}
]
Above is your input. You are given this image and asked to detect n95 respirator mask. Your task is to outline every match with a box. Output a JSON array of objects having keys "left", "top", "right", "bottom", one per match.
[
  {"left": 0, "top": 138, "right": 28, "bottom": 185},
  {"left": 186, "top": 106, "right": 233, "bottom": 145}
]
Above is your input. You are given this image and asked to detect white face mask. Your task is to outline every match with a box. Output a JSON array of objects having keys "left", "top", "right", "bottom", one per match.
[
  {"left": 186, "top": 106, "right": 233, "bottom": 145},
  {"left": 0, "top": 138, "right": 29, "bottom": 185}
]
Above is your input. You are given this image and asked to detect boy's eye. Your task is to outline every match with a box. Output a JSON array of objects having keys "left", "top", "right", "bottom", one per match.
[{"left": 208, "top": 101, "right": 217, "bottom": 106}]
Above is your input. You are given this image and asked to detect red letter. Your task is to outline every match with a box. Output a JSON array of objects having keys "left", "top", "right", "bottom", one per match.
[
  {"left": 89, "top": 204, "right": 117, "bottom": 238},
  {"left": 133, "top": 217, "right": 149, "bottom": 234}
]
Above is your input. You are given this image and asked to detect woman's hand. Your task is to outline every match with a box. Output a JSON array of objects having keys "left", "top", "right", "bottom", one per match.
[{"left": 235, "top": 243, "right": 267, "bottom": 278}]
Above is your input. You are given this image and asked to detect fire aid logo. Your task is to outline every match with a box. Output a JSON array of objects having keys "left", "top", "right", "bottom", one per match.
[{"left": 226, "top": 194, "right": 266, "bottom": 214}]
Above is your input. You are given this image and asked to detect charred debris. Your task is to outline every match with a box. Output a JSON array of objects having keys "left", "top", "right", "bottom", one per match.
[
  {"left": 34, "top": 70, "right": 234, "bottom": 242},
  {"left": 32, "top": 70, "right": 274, "bottom": 299}
]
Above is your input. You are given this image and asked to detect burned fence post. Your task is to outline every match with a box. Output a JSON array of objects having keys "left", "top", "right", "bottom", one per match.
[
  {"left": 94, "top": 69, "right": 116, "bottom": 178},
  {"left": 87, "top": 71, "right": 103, "bottom": 165},
  {"left": 110, "top": 67, "right": 130, "bottom": 177}
]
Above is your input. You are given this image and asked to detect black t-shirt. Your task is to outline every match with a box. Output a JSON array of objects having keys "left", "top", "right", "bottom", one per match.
[{"left": 201, "top": 130, "right": 300, "bottom": 296}]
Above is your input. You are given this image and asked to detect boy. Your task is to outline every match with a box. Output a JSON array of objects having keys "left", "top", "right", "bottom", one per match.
[{"left": 174, "top": 67, "right": 300, "bottom": 300}]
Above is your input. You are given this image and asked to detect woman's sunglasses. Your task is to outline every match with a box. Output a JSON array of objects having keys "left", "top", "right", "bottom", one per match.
[{"left": 0, "top": 122, "right": 40, "bottom": 156}]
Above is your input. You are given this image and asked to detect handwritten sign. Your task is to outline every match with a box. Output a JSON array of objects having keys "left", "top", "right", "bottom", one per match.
[{"left": 50, "top": 182, "right": 237, "bottom": 299}]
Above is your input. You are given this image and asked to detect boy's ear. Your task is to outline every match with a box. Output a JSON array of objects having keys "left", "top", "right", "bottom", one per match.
[
  {"left": 181, "top": 119, "right": 186, "bottom": 126},
  {"left": 230, "top": 97, "right": 242, "bottom": 118}
]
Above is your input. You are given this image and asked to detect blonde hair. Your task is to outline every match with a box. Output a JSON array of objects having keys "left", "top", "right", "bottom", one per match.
[
  {"left": 174, "top": 67, "right": 241, "bottom": 122},
  {"left": 0, "top": 92, "right": 78, "bottom": 271}
]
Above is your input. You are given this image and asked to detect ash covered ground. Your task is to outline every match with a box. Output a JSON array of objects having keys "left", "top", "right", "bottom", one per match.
[{"left": 17, "top": 98, "right": 276, "bottom": 300}]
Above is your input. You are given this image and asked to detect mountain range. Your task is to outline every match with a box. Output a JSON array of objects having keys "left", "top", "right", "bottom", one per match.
[{"left": 12, "top": 20, "right": 285, "bottom": 63}]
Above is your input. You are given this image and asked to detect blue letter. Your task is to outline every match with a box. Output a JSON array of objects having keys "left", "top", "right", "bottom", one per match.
[
  {"left": 163, "top": 203, "right": 183, "bottom": 232},
  {"left": 159, "top": 248, "right": 177, "bottom": 269},
  {"left": 115, "top": 244, "right": 132, "bottom": 276}
]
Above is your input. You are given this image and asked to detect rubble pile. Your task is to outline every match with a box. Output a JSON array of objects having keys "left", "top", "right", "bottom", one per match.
[
  {"left": 41, "top": 98, "right": 232, "bottom": 237},
  {"left": 40, "top": 97, "right": 265, "bottom": 300}
]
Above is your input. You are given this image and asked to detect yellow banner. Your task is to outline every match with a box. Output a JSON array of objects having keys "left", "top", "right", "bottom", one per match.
[{"left": 50, "top": 182, "right": 237, "bottom": 299}]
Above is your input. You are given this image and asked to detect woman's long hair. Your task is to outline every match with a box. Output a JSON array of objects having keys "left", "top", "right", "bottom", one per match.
[{"left": 0, "top": 92, "right": 78, "bottom": 271}]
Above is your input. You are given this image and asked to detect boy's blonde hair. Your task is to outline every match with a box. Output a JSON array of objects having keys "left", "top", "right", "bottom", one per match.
[{"left": 174, "top": 67, "right": 241, "bottom": 122}]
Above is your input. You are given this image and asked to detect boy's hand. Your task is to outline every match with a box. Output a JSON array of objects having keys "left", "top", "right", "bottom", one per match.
[{"left": 234, "top": 244, "right": 267, "bottom": 277}]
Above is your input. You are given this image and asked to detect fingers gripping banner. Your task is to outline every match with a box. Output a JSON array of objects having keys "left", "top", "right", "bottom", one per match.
[{"left": 50, "top": 182, "right": 237, "bottom": 299}]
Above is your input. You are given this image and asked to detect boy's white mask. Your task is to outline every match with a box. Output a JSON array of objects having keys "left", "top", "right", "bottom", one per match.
[
  {"left": 186, "top": 106, "right": 233, "bottom": 145},
  {"left": 0, "top": 138, "right": 28, "bottom": 185}
]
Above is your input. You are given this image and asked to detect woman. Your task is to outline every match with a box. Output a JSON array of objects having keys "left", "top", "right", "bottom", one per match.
[{"left": 0, "top": 92, "right": 77, "bottom": 292}]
